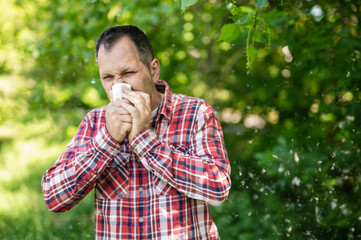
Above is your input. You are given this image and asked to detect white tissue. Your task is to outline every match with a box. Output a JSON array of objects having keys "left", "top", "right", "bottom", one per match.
[{"left": 112, "top": 83, "right": 131, "bottom": 101}]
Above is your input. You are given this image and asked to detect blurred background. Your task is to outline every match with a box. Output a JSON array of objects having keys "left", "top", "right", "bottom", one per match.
[{"left": 0, "top": 0, "right": 360, "bottom": 239}]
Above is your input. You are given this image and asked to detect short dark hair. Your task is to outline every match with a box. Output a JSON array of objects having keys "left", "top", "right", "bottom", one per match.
[{"left": 95, "top": 25, "right": 154, "bottom": 68}]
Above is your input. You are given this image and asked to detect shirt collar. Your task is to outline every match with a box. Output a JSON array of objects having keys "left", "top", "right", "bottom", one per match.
[{"left": 151, "top": 80, "right": 172, "bottom": 125}]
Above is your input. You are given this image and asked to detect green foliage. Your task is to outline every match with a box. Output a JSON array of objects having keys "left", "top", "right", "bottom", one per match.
[
  {"left": 1, "top": 0, "right": 361, "bottom": 239},
  {"left": 218, "top": 1, "right": 272, "bottom": 68},
  {"left": 219, "top": 23, "right": 243, "bottom": 42},
  {"left": 181, "top": 0, "right": 198, "bottom": 11},
  {"left": 255, "top": 0, "right": 267, "bottom": 8}
]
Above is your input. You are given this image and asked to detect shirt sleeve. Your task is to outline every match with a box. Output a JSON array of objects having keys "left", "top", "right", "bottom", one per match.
[
  {"left": 41, "top": 113, "right": 125, "bottom": 212},
  {"left": 130, "top": 102, "right": 231, "bottom": 206}
]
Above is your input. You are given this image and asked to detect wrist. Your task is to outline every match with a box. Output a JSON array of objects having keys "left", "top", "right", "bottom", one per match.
[{"left": 105, "top": 125, "right": 125, "bottom": 144}]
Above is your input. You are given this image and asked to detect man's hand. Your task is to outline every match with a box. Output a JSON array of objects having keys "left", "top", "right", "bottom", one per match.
[
  {"left": 105, "top": 88, "right": 133, "bottom": 143},
  {"left": 121, "top": 88, "right": 151, "bottom": 142}
]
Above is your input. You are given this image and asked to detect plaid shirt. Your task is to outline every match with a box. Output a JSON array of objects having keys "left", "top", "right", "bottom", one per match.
[{"left": 42, "top": 80, "right": 231, "bottom": 239}]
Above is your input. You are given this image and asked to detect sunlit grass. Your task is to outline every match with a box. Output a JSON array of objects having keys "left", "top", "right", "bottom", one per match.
[{"left": 0, "top": 137, "right": 94, "bottom": 239}]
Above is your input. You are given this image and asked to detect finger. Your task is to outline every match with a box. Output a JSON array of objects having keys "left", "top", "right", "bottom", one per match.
[
  {"left": 111, "top": 99, "right": 133, "bottom": 111},
  {"left": 121, "top": 122, "right": 132, "bottom": 131},
  {"left": 123, "top": 92, "right": 151, "bottom": 113},
  {"left": 108, "top": 109, "right": 132, "bottom": 120},
  {"left": 121, "top": 101, "right": 140, "bottom": 119},
  {"left": 119, "top": 98, "right": 132, "bottom": 106},
  {"left": 134, "top": 91, "right": 151, "bottom": 107},
  {"left": 118, "top": 108, "right": 131, "bottom": 115},
  {"left": 123, "top": 85, "right": 132, "bottom": 93},
  {"left": 117, "top": 114, "right": 133, "bottom": 123},
  {"left": 113, "top": 107, "right": 132, "bottom": 118}
]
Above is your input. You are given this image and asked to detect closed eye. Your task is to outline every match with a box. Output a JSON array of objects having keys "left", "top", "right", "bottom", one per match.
[
  {"left": 124, "top": 71, "right": 135, "bottom": 76},
  {"left": 103, "top": 75, "right": 113, "bottom": 80}
]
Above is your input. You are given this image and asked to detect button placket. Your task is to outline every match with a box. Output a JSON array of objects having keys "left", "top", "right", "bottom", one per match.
[{"left": 137, "top": 163, "right": 146, "bottom": 227}]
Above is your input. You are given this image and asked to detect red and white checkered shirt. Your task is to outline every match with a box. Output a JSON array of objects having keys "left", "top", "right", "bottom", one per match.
[{"left": 42, "top": 80, "right": 231, "bottom": 239}]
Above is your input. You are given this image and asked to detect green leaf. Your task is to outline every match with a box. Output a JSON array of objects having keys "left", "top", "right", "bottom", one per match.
[
  {"left": 247, "top": 45, "right": 258, "bottom": 68},
  {"left": 255, "top": 0, "right": 267, "bottom": 8},
  {"left": 218, "top": 23, "right": 241, "bottom": 42},
  {"left": 181, "top": 0, "right": 198, "bottom": 11},
  {"left": 230, "top": 6, "right": 253, "bottom": 25},
  {"left": 236, "top": 11, "right": 253, "bottom": 25}
]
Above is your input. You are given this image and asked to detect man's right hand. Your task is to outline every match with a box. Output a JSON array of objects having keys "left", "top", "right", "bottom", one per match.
[{"left": 105, "top": 90, "right": 132, "bottom": 143}]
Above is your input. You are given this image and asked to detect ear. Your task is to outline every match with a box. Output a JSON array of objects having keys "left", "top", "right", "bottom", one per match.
[{"left": 150, "top": 58, "right": 160, "bottom": 83}]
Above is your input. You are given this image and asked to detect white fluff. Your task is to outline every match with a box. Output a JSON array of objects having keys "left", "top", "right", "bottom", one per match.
[{"left": 112, "top": 83, "right": 131, "bottom": 101}]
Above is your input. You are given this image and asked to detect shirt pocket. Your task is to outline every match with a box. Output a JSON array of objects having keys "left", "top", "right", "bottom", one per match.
[
  {"left": 152, "top": 173, "right": 179, "bottom": 196},
  {"left": 95, "top": 152, "right": 130, "bottom": 199},
  {"left": 151, "top": 145, "right": 187, "bottom": 196}
]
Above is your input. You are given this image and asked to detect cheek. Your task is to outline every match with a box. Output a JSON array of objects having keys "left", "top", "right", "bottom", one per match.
[
  {"left": 126, "top": 76, "right": 142, "bottom": 91},
  {"left": 126, "top": 72, "right": 152, "bottom": 92},
  {"left": 101, "top": 81, "right": 112, "bottom": 95},
  {"left": 148, "top": 77, "right": 153, "bottom": 91}
]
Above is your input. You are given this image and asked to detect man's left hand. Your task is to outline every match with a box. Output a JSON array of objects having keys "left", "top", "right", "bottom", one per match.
[{"left": 121, "top": 89, "right": 151, "bottom": 142}]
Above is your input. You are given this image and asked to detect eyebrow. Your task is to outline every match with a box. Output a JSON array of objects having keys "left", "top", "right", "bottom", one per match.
[
  {"left": 100, "top": 73, "right": 113, "bottom": 78},
  {"left": 100, "top": 65, "right": 137, "bottom": 78},
  {"left": 120, "top": 67, "right": 135, "bottom": 74}
]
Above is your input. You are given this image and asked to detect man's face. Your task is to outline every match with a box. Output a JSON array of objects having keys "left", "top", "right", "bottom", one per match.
[{"left": 97, "top": 37, "right": 156, "bottom": 102}]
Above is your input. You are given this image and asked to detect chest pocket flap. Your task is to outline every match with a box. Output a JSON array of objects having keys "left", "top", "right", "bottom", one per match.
[{"left": 95, "top": 152, "right": 130, "bottom": 199}]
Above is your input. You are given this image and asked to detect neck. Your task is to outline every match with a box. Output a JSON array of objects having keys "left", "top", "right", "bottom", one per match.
[{"left": 151, "top": 90, "right": 164, "bottom": 111}]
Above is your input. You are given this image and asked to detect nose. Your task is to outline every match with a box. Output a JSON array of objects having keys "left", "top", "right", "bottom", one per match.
[{"left": 114, "top": 75, "right": 123, "bottom": 84}]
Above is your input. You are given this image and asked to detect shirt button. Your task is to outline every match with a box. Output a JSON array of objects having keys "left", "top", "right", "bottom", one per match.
[
  {"left": 139, "top": 217, "right": 143, "bottom": 223},
  {"left": 111, "top": 148, "right": 117, "bottom": 154},
  {"left": 139, "top": 187, "right": 143, "bottom": 192}
]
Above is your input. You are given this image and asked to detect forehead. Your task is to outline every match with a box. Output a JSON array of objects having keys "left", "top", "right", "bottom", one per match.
[{"left": 98, "top": 37, "right": 140, "bottom": 62}]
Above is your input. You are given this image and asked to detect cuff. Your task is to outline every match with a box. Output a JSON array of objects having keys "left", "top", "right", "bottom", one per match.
[
  {"left": 130, "top": 128, "right": 161, "bottom": 159},
  {"left": 94, "top": 126, "right": 121, "bottom": 157}
]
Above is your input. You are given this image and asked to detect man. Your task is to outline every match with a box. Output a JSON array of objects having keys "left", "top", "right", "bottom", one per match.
[{"left": 42, "top": 25, "right": 231, "bottom": 240}]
